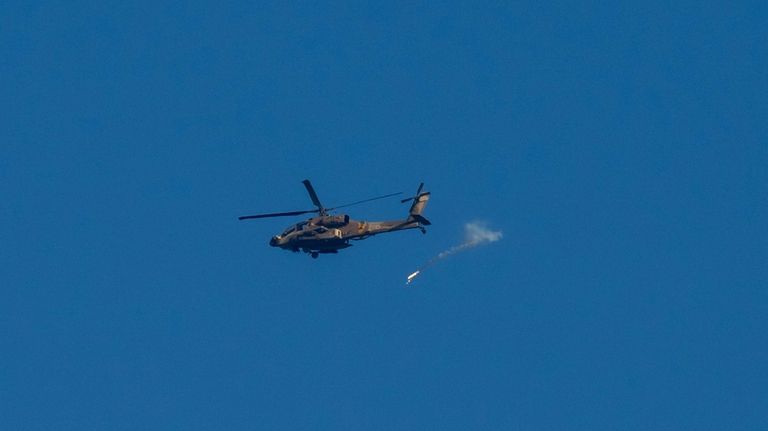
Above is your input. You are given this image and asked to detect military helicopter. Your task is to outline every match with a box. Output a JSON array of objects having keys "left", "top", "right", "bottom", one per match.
[{"left": 239, "top": 180, "right": 431, "bottom": 258}]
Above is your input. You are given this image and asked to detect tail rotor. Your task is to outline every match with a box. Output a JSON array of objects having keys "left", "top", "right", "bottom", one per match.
[{"left": 403, "top": 182, "right": 431, "bottom": 228}]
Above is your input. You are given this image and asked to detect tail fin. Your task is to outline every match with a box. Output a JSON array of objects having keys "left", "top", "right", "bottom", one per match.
[{"left": 403, "top": 183, "right": 431, "bottom": 225}]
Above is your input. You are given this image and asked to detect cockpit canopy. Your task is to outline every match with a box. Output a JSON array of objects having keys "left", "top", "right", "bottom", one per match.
[{"left": 281, "top": 221, "right": 309, "bottom": 236}]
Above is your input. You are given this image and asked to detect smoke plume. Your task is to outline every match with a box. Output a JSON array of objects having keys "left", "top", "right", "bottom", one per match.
[{"left": 406, "top": 221, "right": 502, "bottom": 285}]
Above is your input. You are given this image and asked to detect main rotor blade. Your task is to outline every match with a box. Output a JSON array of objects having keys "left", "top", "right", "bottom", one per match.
[
  {"left": 328, "top": 192, "right": 403, "bottom": 211},
  {"left": 238, "top": 209, "right": 318, "bottom": 220},
  {"left": 302, "top": 179, "right": 323, "bottom": 210}
]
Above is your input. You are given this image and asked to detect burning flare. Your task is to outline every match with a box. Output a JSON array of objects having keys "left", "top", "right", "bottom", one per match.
[
  {"left": 406, "top": 271, "right": 420, "bottom": 284},
  {"left": 405, "top": 221, "right": 502, "bottom": 285}
]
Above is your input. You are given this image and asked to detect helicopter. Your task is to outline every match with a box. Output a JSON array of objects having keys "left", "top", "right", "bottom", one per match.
[{"left": 239, "top": 180, "right": 431, "bottom": 258}]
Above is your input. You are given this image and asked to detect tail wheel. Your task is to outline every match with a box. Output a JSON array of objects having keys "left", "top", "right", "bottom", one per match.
[{"left": 311, "top": 252, "right": 319, "bottom": 259}]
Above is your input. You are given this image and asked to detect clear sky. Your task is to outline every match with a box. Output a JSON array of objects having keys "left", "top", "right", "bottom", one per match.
[{"left": 2, "top": 2, "right": 766, "bottom": 430}]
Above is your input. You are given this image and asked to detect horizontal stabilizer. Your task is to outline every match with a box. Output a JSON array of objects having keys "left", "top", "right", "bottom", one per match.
[{"left": 412, "top": 214, "right": 431, "bottom": 226}]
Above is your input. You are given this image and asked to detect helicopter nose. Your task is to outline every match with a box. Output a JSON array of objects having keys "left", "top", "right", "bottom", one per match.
[{"left": 269, "top": 236, "right": 278, "bottom": 246}]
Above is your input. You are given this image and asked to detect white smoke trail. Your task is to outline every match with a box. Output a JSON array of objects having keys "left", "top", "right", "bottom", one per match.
[{"left": 406, "top": 221, "right": 502, "bottom": 285}]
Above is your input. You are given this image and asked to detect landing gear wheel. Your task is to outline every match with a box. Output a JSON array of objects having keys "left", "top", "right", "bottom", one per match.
[
  {"left": 311, "top": 252, "right": 319, "bottom": 259},
  {"left": 420, "top": 227, "right": 427, "bottom": 234}
]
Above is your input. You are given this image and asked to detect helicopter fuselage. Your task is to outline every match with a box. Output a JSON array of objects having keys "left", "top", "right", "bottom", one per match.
[{"left": 269, "top": 214, "right": 423, "bottom": 258}]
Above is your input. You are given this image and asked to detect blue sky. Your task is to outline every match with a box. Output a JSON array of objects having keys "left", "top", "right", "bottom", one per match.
[{"left": 2, "top": 2, "right": 766, "bottom": 429}]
